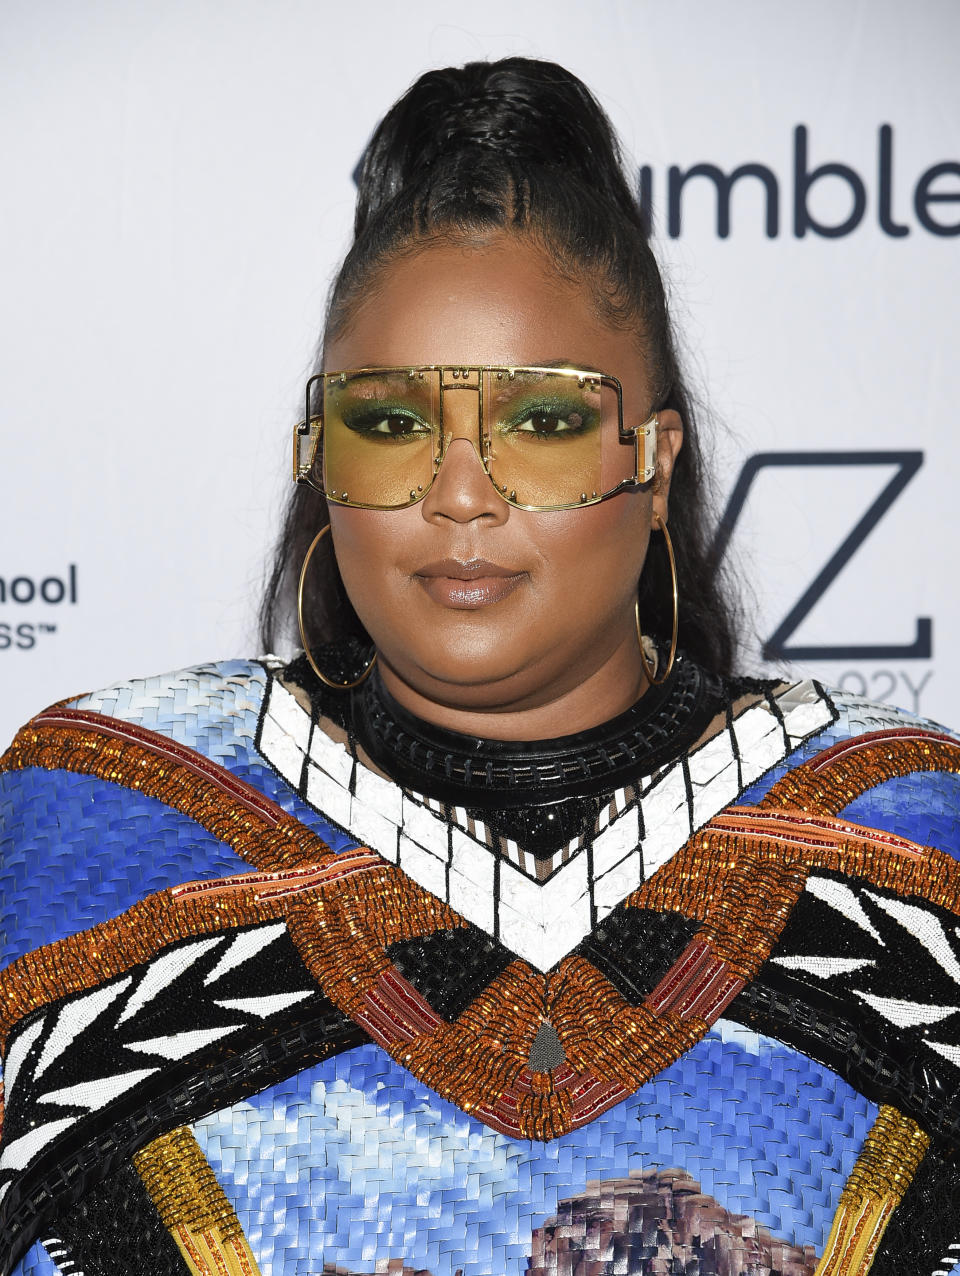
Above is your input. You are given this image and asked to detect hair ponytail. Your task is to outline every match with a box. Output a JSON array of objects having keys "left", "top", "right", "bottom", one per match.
[{"left": 352, "top": 61, "right": 641, "bottom": 236}]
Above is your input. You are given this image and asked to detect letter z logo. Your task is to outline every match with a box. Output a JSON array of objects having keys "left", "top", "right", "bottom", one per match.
[{"left": 713, "top": 451, "right": 931, "bottom": 661}]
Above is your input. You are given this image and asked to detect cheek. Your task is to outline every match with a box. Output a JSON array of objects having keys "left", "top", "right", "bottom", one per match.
[
  {"left": 327, "top": 505, "right": 444, "bottom": 654},
  {"left": 327, "top": 507, "right": 409, "bottom": 603},
  {"left": 534, "top": 494, "right": 650, "bottom": 596},
  {"left": 327, "top": 492, "right": 652, "bottom": 657}
]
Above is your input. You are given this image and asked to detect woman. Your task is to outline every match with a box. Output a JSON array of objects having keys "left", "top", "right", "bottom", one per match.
[{"left": 1, "top": 58, "right": 958, "bottom": 1276}]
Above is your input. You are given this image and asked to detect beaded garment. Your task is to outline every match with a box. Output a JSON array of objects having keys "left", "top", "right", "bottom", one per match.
[{"left": 1, "top": 655, "right": 959, "bottom": 1276}]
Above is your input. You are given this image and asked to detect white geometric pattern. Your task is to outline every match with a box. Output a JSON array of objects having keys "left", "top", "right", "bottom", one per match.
[
  {"left": 0, "top": 921, "right": 318, "bottom": 1204},
  {"left": 865, "top": 893, "right": 960, "bottom": 984},
  {"left": 37, "top": 1070, "right": 159, "bottom": 1110},
  {"left": 803, "top": 877, "right": 885, "bottom": 944},
  {"left": 770, "top": 955, "right": 875, "bottom": 978},
  {"left": 204, "top": 923, "right": 287, "bottom": 985},
  {"left": 927, "top": 1040, "right": 960, "bottom": 1068},
  {"left": 124, "top": 1028, "right": 241, "bottom": 1060},
  {"left": 1, "top": 1015, "right": 46, "bottom": 1100},
  {"left": 34, "top": 979, "right": 132, "bottom": 1080},
  {"left": 852, "top": 993, "right": 959, "bottom": 1028},
  {"left": 258, "top": 675, "right": 835, "bottom": 970},
  {"left": 116, "top": 936, "right": 224, "bottom": 1025},
  {"left": 214, "top": 991, "right": 314, "bottom": 1018},
  {"left": 801, "top": 873, "right": 960, "bottom": 1068},
  {"left": 0, "top": 1120, "right": 77, "bottom": 1175}
]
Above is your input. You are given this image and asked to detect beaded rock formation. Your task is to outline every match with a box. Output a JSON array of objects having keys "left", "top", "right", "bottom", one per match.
[
  {"left": 320, "top": 1267, "right": 441, "bottom": 1275},
  {"left": 526, "top": 1169, "right": 817, "bottom": 1276}
]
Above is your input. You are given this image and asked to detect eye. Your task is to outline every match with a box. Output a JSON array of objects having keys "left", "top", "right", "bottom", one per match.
[
  {"left": 343, "top": 408, "right": 431, "bottom": 438},
  {"left": 512, "top": 408, "right": 586, "bottom": 436},
  {"left": 367, "top": 413, "right": 429, "bottom": 436}
]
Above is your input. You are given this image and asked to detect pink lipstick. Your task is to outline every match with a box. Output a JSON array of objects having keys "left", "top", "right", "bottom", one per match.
[{"left": 414, "top": 559, "right": 526, "bottom": 609}]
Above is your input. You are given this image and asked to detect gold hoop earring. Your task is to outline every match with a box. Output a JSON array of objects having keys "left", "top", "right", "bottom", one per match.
[
  {"left": 297, "top": 525, "right": 377, "bottom": 690},
  {"left": 636, "top": 512, "right": 679, "bottom": 687}
]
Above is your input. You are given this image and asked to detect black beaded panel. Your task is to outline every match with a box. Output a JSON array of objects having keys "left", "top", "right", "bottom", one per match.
[
  {"left": 871, "top": 1145, "right": 960, "bottom": 1275},
  {"left": 774, "top": 879, "right": 892, "bottom": 970},
  {"left": 725, "top": 875, "right": 960, "bottom": 1145},
  {"left": 0, "top": 925, "right": 367, "bottom": 1275},
  {"left": 465, "top": 793, "right": 608, "bottom": 861},
  {"left": 294, "top": 639, "right": 376, "bottom": 692},
  {"left": 575, "top": 907, "right": 698, "bottom": 1006},
  {"left": 386, "top": 927, "right": 516, "bottom": 1021},
  {"left": 47, "top": 1160, "right": 187, "bottom": 1276}
]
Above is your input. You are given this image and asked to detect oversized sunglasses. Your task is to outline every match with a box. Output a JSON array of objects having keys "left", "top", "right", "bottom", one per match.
[{"left": 293, "top": 366, "right": 658, "bottom": 512}]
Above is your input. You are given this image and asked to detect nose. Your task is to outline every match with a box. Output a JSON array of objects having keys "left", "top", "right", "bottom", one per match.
[
  {"left": 421, "top": 438, "right": 507, "bottom": 523},
  {"left": 419, "top": 390, "right": 507, "bottom": 524}
]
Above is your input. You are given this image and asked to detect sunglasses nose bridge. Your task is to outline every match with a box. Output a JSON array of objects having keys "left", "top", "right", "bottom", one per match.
[{"left": 435, "top": 381, "right": 488, "bottom": 470}]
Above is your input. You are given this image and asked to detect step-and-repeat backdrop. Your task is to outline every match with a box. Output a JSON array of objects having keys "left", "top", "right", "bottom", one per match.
[{"left": 2, "top": 0, "right": 958, "bottom": 743}]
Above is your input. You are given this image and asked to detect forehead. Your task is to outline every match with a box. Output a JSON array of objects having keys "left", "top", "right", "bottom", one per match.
[{"left": 325, "top": 234, "right": 648, "bottom": 394}]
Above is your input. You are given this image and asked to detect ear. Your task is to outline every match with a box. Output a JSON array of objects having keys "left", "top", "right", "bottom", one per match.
[{"left": 651, "top": 408, "right": 683, "bottom": 525}]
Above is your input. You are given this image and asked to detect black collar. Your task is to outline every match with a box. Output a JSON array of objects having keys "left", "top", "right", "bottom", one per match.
[{"left": 285, "top": 649, "right": 727, "bottom": 809}]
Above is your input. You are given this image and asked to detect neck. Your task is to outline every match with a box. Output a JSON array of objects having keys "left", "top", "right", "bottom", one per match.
[{"left": 376, "top": 637, "right": 651, "bottom": 742}]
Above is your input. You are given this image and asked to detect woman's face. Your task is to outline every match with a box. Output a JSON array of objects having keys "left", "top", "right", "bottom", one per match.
[{"left": 324, "top": 233, "right": 682, "bottom": 736}]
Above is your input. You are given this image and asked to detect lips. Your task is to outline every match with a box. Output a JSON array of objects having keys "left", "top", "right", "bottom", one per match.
[{"left": 414, "top": 559, "right": 526, "bottom": 609}]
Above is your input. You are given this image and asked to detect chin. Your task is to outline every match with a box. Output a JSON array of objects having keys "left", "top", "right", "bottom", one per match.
[
  {"left": 393, "top": 641, "right": 541, "bottom": 700},
  {"left": 415, "top": 655, "right": 527, "bottom": 694}
]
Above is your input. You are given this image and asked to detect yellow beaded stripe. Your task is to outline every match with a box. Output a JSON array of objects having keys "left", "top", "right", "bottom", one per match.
[
  {"left": 133, "top": 1126, "right": 262, "bottom": 1276},
  {"left": 815, "top": 1106, "right": 930, "bottom": 1276}
]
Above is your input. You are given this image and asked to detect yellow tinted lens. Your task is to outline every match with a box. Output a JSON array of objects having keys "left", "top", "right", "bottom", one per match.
[
  {"left": 483, "top": 371, "right": 630, "bottom": 507},
  {"left": 323, "top": 371, "right": 439, "bottom": 507}
]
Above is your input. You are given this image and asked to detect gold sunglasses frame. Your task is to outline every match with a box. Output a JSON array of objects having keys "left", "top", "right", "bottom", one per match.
[{"left": 293, "top": 365, "right": 658, "bottom": 512}]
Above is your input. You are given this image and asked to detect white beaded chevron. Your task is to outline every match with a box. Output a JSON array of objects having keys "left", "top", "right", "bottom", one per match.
[{"left": 257, "top": 676, "right": 835, "bottom": 971}]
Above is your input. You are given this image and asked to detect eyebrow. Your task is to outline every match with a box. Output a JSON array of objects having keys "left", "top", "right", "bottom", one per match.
[{"left": 534, "top": 359, "right": 606, "bottom": 374}]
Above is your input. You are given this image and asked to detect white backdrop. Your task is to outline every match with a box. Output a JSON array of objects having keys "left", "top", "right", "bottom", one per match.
[{"left": 2, "top": 0, "right": 958, "bottom": 745}]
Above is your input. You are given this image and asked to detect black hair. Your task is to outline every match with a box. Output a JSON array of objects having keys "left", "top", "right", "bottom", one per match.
[{"left": 259, "top": 57, "right": 739, "bottom": 676}]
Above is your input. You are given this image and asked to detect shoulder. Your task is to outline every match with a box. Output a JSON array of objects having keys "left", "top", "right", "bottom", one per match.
[
  {"left": 50, "top": 655, "right": 275, "bottom": 753},
  {"left": 824, "top": 681, "right": 959, "bottom": 744},
  {"left": 0, "top": 655, "right": 283, "bottom": 788},
  {"left": 1, "top": 655, "right": 279, "bottom": 800},
  {"left": 0, "top": 654, "right": 321, "bottom": 804},
  {"left": 0, "top": 653, "right": 363, "bottom": 847},
  {"left": 1, "top": 654, "right": 299, "bottom": 783},
  {"left": 784, "top": 677, "right": 960, "bottom": 770},
  {"left": 729, "top": 672, "right": 960, "bottom": 775},
  {"left": 0, "top": 656, "right": 352, "bottom": 968},
  {"left": 737, "top": 675, "right": 960, "bottom": 859}
]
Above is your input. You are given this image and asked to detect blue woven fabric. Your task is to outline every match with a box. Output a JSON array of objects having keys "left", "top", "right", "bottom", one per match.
[
  {"left": 63, "top": 660, "right": 364, "bottom": 854},
  {"left": 4, "top": 662, "right": 959, "bottom": 1274},
  {"left": 0, "top": 762, "right": 358, "bottom": 969},
  {"left": 739, "top": 688, "right": 960, "bottom": 815},
  {"left": 0, "top": 661, "right": 365, "bottom": 967},
  {"left": 12, "top": 1245, "right": 55, "bottom": 1276},
  {"left": 839, "top": 772, "right": 960, "bottom": 859},
  {"left": 0, "top": 768, "right": 248, "bottom": 967},
  {"left": 194, "top": 1024, "right": 874, "bottom": 1274}
]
